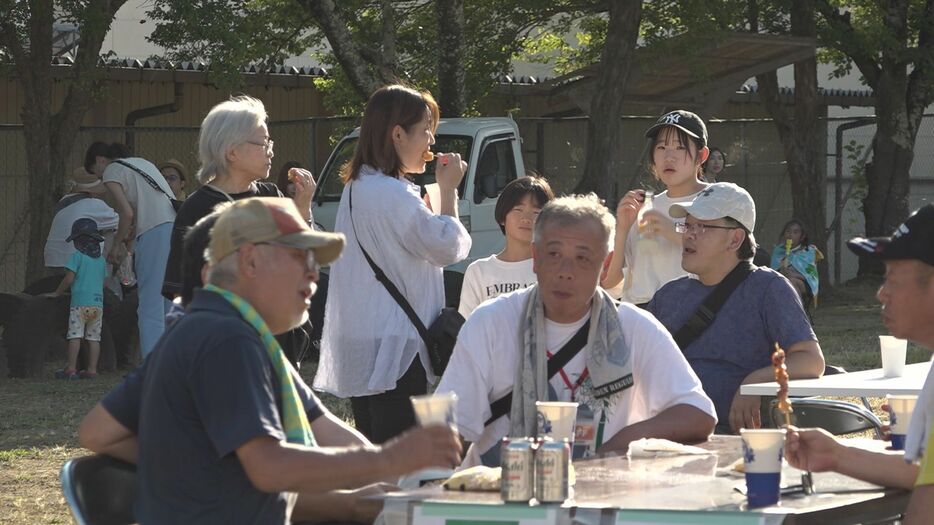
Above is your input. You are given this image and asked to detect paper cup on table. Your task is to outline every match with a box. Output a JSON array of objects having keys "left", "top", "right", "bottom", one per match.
[
  {"left": 410, "top": 392, "right": 457, "bottom": 430},
  {"left": 880, "top": 336, "right": 907, "bottom": 377},
  {"left": 886, "top": 394, "right": 917, "bottom": 450},
  {"left": 740, "top": 429, "right": 786, "bottom": 508},
  {"left": 535, "top": 401, "right": 578, "bottom": 443}
]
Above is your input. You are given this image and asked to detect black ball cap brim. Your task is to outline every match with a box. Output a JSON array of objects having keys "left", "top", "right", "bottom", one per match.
[{"left": 846, "top": 204, "right": 934, "bottom": 266}]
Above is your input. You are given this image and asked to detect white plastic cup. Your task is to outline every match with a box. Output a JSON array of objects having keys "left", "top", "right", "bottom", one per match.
[
  {"left": 410, "top": 392, "right": 458, "bottom": 429},
  {"left": 425, "top": 183, "right": 442, "bottom": 215},
  {"left": 886, "top": 394, "right": 917, "bottom": 450},
  {"left": 535, "top": 401, "right": 578, "bottom": 443},
  {"left": 740, "top": 429, "right": 786, "bottom": 508},
  {"left": 880, "top": 336, "right": 908, "bottom": 377}
]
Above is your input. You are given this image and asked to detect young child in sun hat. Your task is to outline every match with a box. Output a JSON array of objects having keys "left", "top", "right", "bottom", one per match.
[{"left": 48, "top": 218, "right": 107, "bottom": 379}]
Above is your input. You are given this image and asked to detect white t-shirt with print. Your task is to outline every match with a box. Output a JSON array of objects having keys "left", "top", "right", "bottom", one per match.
[
  {"left": 458, "top": 255, "right": 537, "bottom": 318},
  {"left": 102, "top": 157, "right": 176, "bottom": 238},
  {"left": 620, "top": 189, "right": 702, "bottom": 304},
  {"left": 436, "top": 287, "right": 716, "bottom": 467}
]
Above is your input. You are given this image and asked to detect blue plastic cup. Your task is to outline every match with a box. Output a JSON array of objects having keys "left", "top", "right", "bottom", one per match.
[
  {"left": 891, "top": 434, "right": 907, "bottom": 450},
  {"left": 886, "top": 395, "right": 917, "bottom": 451},
  {"left": 740, "top": 429, "right": 786, "bottom": 508}
]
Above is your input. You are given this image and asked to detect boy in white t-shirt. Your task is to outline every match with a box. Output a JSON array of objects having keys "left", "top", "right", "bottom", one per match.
[
  {"left": 458, "top": 176, "right": 554, "bottom": 317},
  {"left": 602, "top": 110, "right": 711, "bottom": 305}
]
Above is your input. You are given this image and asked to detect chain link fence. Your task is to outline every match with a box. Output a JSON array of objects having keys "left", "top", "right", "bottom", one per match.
[
  {"left": 2, "top": 115, "right": 933, "bottom": 292},
  {"left": 517, "top": 114, "right": 934, "bottom": 285},
  {"left": 0, "top": 117, "right": 357, "bottom": 293}
]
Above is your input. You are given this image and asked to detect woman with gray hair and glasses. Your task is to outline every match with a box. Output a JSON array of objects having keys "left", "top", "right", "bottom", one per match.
[{"left": 160, "top": 95, "right": 317, "bottom": 365}]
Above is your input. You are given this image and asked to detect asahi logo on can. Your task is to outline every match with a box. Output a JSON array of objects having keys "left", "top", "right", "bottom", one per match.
[
  {"left": 534, "top": 438, "right": 569, "bottom": 503},
  {"left": 501, "top": 438, "right": 534, "bottom": 503}
]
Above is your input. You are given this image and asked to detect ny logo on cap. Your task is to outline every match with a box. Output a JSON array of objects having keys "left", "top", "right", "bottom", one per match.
[
  {"left": 700, "top": 187, "right": 716, "bottom": 197},
  {"left": 663, "top": 113, "right": 681, "bottom": 125},
  {"left": 892, "top": 223, "right": 910, "bottom": 239}
]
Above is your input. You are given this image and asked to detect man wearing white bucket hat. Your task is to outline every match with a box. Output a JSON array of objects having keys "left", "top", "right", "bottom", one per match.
[
  {"left": 648, "top": 182, "right": 825, "bottom": 434},
  {"left": 437, "top": 194, "right": 716, "bottom": 467},
  {"left": 786, "top": 204, "right": 934, "bottom": 524}
]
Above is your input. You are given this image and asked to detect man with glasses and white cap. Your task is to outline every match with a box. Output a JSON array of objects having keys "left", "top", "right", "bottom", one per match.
[
  {"left": 648, "top": 182, "right": 825, "bottom": 434},
  {"left": 77, "top": 197, "right": 462, "bottom": 524},
  {"left": 785, "top": 204, "right": 934, "bottom": 524}
]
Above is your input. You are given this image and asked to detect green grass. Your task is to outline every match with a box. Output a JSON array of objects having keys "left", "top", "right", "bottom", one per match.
[{"left": 0, "top": 278, "right": 927, "bottom": 523}]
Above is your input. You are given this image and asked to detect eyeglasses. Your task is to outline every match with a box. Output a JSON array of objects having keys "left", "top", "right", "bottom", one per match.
[
  {"left": 245, "top": 138, "right": 274, "bottom": 152},
  {"left": 255, "top": 242, "right": 319, "bottom": 272},
  {"left": 675, "top": 222, "right": 740, "bottom": 236}
]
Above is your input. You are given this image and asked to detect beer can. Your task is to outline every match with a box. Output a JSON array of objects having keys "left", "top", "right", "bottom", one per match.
[
  {"left": 501, "top": 437, "right": 534, "bottom": 502},
  {"left": 534, "top": 438, "right": 569, "bottom": 503}
]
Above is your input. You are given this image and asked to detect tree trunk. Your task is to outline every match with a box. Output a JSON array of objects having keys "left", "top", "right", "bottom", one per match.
[
  {"left": 752, "top": 0, "right": 828, "bottom": 287},
  {"left": 857, "top": 69, "right": 917, "bottom": 275},
  {"left": 298, "top": 0, "right": 396, "bottom": 101},
  {"left": 813, "top": 0, "right": 934, "bottom": 276},
  {"left": 436, "top": 0, "right": 466, "bottom": 117},
  {"left": 2, "top": 0, "right": 129, "bottom": 284},
  {"left": 859, "top": 96, "right": 915, "bottom": 275},
  {"left": 573, "top": 0, "right": 643, "bottom": 202}
]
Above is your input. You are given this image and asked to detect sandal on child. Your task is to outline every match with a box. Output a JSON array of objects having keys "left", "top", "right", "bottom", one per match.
[
  {"left": 79, "top": 371, "right": 98, "bottom": 379},
  {"left": 55, "top": 369, "right": 79, "bottom": 380}
]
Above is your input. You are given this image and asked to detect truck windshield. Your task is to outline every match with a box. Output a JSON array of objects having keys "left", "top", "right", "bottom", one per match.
[{"left": 315, "top": 135, "right": 473, "bottom": 202}]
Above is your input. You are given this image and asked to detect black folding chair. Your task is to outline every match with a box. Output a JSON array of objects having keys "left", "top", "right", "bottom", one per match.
[
  {"left": 61, "top": 455, "right": 137, "bottom": 525},
  {"left": 771, "top": 398, "right": 885, "bottom": 438}
]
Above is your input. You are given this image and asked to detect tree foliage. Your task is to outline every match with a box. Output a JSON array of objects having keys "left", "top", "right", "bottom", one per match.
[
  {"left": 814, "top": 0, "right": 934, "bottom": 274},
  {"left": 147, "top": 0, "right": 609, "bottom": 115}
]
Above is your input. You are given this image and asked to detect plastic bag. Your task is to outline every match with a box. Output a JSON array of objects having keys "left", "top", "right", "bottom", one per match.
[{"left": 117, "top": 252, "right": 137, "bottom": 287}]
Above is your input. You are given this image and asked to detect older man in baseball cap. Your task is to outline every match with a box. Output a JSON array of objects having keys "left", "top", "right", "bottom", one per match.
[
  {"left": 786, "top": 204, "right": 934, "bottom": 524},
  {"left": 648, "top": 182, "right": 825, "bottom": 434},
  {"left": 78, "top": 197, "right": 462, "bottom": 525}
]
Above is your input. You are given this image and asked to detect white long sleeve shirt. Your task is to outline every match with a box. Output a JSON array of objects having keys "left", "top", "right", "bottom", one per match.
[{"left": 314, "top": 166, "right": 471, "bottom": 396}]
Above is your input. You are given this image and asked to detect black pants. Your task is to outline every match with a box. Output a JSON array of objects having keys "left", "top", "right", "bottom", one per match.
[{"left": 350, "top": 358, "right": 427, "bottom": 444}]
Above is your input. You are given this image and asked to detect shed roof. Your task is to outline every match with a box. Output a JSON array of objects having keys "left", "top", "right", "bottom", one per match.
[{"left": 495, "top": 32, "right": 838, "bottom": 115}]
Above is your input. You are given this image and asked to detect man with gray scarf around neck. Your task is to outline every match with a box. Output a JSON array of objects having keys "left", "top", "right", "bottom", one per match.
[{"left": 437, "top": 194, "right": 716, "bottom": 467}]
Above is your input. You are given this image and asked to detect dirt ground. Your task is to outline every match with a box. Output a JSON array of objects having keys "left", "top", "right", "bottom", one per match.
[{"left": 0, "top": 277, "right": 927, "bottom": 524}]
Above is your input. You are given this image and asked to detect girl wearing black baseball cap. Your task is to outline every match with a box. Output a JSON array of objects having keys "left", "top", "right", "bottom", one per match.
[{"left": 603, "top": 110, "right": 711, "bottom": 306}]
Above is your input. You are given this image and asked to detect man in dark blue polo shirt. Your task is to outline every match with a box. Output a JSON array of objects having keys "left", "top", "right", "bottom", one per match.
[{"left": 77, "top": 198, "right": 461, "bottom": 524}]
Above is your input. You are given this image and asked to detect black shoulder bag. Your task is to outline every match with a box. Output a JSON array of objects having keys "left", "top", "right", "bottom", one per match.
[
  {"left": 348, "top": 185, "right": 465, "bottom": 377},
  {"left": 672, "top": 261, "right": 755, "bottom": 350},
  {"left": 113, "top": 159, "right": 183, "bottom": 213},
  {"left": 484, "top": 319, "right": 590, "bottom": 427}
]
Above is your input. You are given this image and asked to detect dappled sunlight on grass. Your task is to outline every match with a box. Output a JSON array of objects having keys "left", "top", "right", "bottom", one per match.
[{"left": 0, "top": 444, "right": 85, "bottom": 524}]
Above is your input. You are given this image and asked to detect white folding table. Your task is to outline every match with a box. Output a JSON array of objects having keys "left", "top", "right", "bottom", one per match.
[{"left": 740, "top": 361, "right": 931, "bottom": 399}]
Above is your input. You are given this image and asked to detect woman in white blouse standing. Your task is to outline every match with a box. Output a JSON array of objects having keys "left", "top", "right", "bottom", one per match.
[{"left": 315, "top": 85, "right": 472, "bottom": 443}]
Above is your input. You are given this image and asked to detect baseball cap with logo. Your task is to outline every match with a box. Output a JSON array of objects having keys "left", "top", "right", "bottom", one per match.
[
  {"left": 66, "top": 218, "right": 104, "bottom": 242},
  {"left": 644, "top": 110, "right": 708, "bottom": 147},
  {"left": 669, "top": 182, "right": 756, "bottom": 232},
  {"left": 207, "top": 197, "right": 345, "bottom": 266},
  {"left": 847, "top": 204, "right": 934, "bottom": 267}
]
